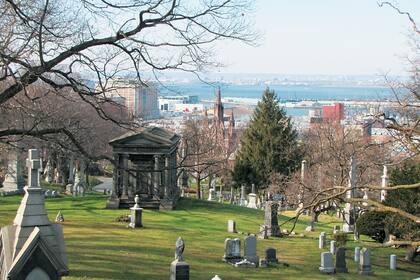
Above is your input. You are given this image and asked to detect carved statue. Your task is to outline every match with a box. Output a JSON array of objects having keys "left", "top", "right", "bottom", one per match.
[{"left": 175, "top": 237, "right": 185, "bottom": 261}]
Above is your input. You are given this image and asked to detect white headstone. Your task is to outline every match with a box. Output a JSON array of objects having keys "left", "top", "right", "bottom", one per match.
[
  {"left": 319, "top": 252, "right": 334, "bottom": 273},
  {"left": 359, "top": 248, "right": 372, "bottom": 275},
  {"left": 319, "top": 232, "right": 326, "bottom": 249},
  {"left": 227, "top": 220, "right": 237, "bottom": 233},
  {"left": 390, "top": 254, "right": 396, "bottom": 270},
  {"left": 354, "top": 247, "right": 361, "bottom": 262},
  {"left": 330, "top": 240, "right": 336, "bottom": 254}
]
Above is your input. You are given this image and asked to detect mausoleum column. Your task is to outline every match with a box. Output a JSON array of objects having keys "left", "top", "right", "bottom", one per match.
[
  {"left": 154, "top": 155, "right": 160, "bottom": 197},
  {"left": 112, "top": 153, "right": 120, "bottom": 197},
  {"left": 164, "top": 155, "right": 170, "bottom": 198},
  {"left": 121, "top": 154, "right": 129, "bottom": 199}
]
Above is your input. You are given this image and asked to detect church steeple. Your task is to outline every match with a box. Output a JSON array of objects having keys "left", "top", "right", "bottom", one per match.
[{"left": 214, "top": 87, "right": 224, "bottom": 125}]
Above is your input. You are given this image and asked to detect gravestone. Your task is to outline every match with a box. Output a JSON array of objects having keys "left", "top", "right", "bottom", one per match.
[
  {"left": 55, "top": 211, "right": 64, "bottom": 223},
  {"left": 330, "top": 240, "right": 337, "bottom": 254},
  {"left": 263, "top": 201, "right": 281, "bottom": 237},
  {"left": 129, "top": 195, "right": 143, "bottom": 228},
  {"left": 239, "top": 185, "right": 247, "bottom": 206},
  {"left": 0, "top": 149, "right": 69, "bottom": 279},
  {"left": 354, "top": 247, "right": 361, "bottom": 262},
  {"left": 343, "top": 156, "right": 356, "bottom": 232},
  {"left": 319, "top": 252, "right": 335, "bottom": 274},
  {"left": 305, "top": 220, "right": 315, "bottom": 232},
  {"left": 170, "top": 237, "right": 189, "bottom": 280},
  {"left": 243, "top": 235, "right": 259, "bottom": 265},
  {"left": 358, "top": 248, "right": 373, "bottom": 275},
  {"left": 265, "top": 247, "right": 278, "bottom": 264},
  {"left": 227, "top": 220, "right": 237, "bottom": 233},
  {"left": 247, "top": 193, "right": 257, "bottom": 209},
  {"left": 319, "top": 232, "right": 326, "bottom": 249},
  {"left": 335, "top": 247, "right": 348, "bottom": 273},
  {"left": 390, "top": 254, "right": 396, "bottom": 270},
  {"left": 333, "top": 225, "right": 340, "bottom": 234},
  {"left": 234, "top": 259, "right": 257, "bottom": 268},
  {"left": 259, "top": 225, "right": 268, "bottom": 239},
  {"left": 223, "top": 238, "right": 241, "bottom": 263},
  {"left": 211, "top": 275, "right": 222, "bottom": 280},
  {"left": 259, "top": 259, "right": 268, "bottom": 268},
  {"left": 1, "top": 153, "right": 24, "bottom": 195},
  {"left": 208, "top": 188, "right": 216, "bottom": 201}
]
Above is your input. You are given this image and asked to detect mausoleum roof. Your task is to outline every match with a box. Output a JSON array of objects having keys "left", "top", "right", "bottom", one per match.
[{"left": 109, "top": 126, "right": 180, "bottom": 148}]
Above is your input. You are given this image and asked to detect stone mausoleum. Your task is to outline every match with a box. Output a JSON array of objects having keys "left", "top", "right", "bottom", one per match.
[{"left": 106, "top": 127, "right": 181, "bottom": 210}]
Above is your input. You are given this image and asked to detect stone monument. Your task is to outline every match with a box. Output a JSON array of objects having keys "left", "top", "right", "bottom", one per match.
[
  {"left": 319, "top": 232, "right": 326, "bottom": 249},
  {"left": 0, "top": 152, "right": 24, "bottom": 195},
  {"left": 170, "top": 237, "right": 189, "bottom": 280},
  {"left": 381, "top": 165, "right": 388, "bottom": 202},
  {"left": 239, "top": 185, "right": 247, "bottom": 206},
  {"left": 343, "top": 156, "right": 356, "bottom": 232},
  {"left": 0, "top": 149, "right": 69, "bottom": 279},
  {"left": 129, "top": 195, "right": 143, "bottom": 228},
  {"left": 390, "top": 254, "right": 396, "bottom": 270},
  {"left": 354, "top": 247, "right": 361, "bottom": 262},
  {"left": 265, "top": 247, "right": 278, "bottom": 264},
  {"left": 319, "top": 252, "right": 335, "bottom": 274},
  {"left": 243, "top": 235, "right": 259, "bottom": 265},
  {"left": 227, "top": 220, "right": 237, "bottom": 233},
  {"left": 223, "top": 238, "right": 241, "bottom": 263},
  {"left": 335, "top": 247, "right": 348, "bottom": 273},
  {"left": 247, "top": 184, "right": 257, "bottom": 209},
  {"left": 358, "top": 248, "right": 373, "bottom": 275},
  {"left": 263, "top": 201, "right": 281, "bottom": 237}
]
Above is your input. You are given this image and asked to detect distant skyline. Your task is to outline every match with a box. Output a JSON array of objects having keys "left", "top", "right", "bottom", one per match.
[{"left": 214, "top": 0, "right": 419, "bottom": 76}]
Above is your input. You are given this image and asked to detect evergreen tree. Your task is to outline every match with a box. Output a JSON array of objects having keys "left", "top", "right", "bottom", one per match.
[{"left": 233, "top": 88, "right": 303, "bottom": 190}]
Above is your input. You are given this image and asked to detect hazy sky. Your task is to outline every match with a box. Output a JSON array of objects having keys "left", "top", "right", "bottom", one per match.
[{"left": 215, "top": 0, "right": 419, "bottom": 76}]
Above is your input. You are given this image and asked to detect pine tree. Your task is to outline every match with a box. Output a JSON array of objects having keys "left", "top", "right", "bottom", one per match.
[{"left": 233, "top": 88, "right": 303, "bottom": 190}]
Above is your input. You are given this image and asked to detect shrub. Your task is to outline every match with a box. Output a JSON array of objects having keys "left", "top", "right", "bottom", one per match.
[
  {"left": 356, "top": 211, "right": 387, "bottom": 243},
  {"left": 333, "top": 232, "right": 348, "bottom": 247}
]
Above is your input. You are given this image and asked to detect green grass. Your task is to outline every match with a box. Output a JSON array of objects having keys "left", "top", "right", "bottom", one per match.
[{"left": 0, "top": 194, "right": 419, "bottom": 280}]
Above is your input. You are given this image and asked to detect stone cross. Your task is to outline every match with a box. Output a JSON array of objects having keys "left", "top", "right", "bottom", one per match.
[
  {"left": 243, "top": 235, "right": 259, "bottom": 264},
  {"left": 26, "top": 149, "right": 42, "bottom": 189},
  {"left": 319, "top": 252, "right": 334, "bottom": 273},
  {"left": 381, "top": 165, "right": 388, "bottom": 202}
]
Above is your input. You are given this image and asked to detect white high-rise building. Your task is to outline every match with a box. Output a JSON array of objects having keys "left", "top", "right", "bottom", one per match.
[{"left": 103, "top": 79, "right": 160, "bottom": 119}]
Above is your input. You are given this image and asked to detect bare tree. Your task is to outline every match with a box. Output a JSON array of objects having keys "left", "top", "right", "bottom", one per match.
[{"left": 0, "top": 0, "right": 256, "bottom": 157}]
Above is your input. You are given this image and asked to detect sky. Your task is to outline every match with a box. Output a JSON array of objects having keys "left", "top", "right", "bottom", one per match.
[{"left": 215, "top": 0, "right": 419, "bottom": 76}]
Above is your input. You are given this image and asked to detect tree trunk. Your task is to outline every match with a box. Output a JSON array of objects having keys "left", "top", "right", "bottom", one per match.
[
  {"left": 405, "top": 246, "right": 418, "bottom": 262},
  {"left": 196, "top": 175, "right": 201, "bottom": 199}
]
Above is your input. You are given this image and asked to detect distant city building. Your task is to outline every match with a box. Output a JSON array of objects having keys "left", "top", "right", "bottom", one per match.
[
  {"left": 158, "top": 95, "right": 202, "bottom": 112},
  {"left": 103, "top": 79, "right": 160, "bottom": 120},
  {"left": 322, "top": 103, "right": 344, "bottom": 121}
]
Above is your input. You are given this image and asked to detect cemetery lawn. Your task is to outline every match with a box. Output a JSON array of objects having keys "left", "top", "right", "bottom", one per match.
[{"left": 1, "top": 194, "right": 419, "bottom": 280}]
